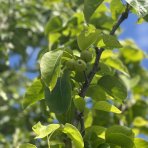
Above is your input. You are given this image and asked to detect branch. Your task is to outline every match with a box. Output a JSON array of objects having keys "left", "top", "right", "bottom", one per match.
[{"left": 77, "top": 4, "right": 130, "bottom": 136}]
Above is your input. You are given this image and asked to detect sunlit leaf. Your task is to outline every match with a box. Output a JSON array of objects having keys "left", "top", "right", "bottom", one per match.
[
  {"left": 40, "top": 50, "right": 63, "bottom": 90},
  {"left": 23, "top": 78, "right": 44, "bottom": 109},
  {"left": 94, "top": 101, "right": 121, "bottom": 114},
  {"left": 62, "top": 123, "right": 84, "bottom": 148},
  {"left": 32, "top": 122, "right": 60, "bottom": 139},
  {"left": 125, "top": 0, "right": 148, "bottom": 17},
  {"left": 19, "top": 143, "right": 37, "bottom": 148},
  {"left": 134, "top": 138, "right": 148, "bottom": 148}
]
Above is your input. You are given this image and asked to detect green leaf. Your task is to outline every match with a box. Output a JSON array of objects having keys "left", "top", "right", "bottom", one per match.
[
  {"left": 98, "top": 75, "right": 127, "bottom": 102},
  {"left": 45, "top": 16, "right": 63, "bottom": 35},
  {"left": 84, "top": 0, "right": 104, "bottom": 22},
  {"left": 86, "top": 85, "right": 107, "bottom": 101},
  {"left": 106, "top": 133, "right": 134, "bottom": 148},
  {"left": 134, "top": 138, "right": 148, "bottom": 148},
  {"left": 19, "top": 143, "right": 37, "bottom": 148},
  {"left": 105, "top": 125, "right": 135, "bottom": 148},
  {"left": 97, "top": 34, "right": 122, "bottom": 49},
  {"left": 40, "top": 50, "right": 63, "bottom": 90},
  {"left": 105, "top": 125, "right": 134, "bottom": 139},
  {"left": 133, "top": 117, "right": 148, "bottom": 127},
  {"left": 121, "top": 47, "right": 144, "bottom": 62},
  {"left": 104, "top": 57, "right": 130, "bottom": 77},
  {"left": 74, "top": 95, "right": 85, "bottom": 112},
  {"left": 77, "top": 29, "right": 100, "bottom": 50},
  {"left": 32, "top": 122, "right": 60, "bottom": 139},
  {"left": 125, "top": 0, "right": 148, "bottom": 17},
  {"left": 94, "top": 101, "right": 121, "bottom": 114},
  {"left": 45, "top": 70, "right": 72, "bottom": 114},
  {"left": 62, "top": 123, "right": 84, "bottom": 148},
  {"left": 85, "top": 126, "right": 106, "bottom": 139},
  {"left": 110, "top": 0, "right": 125, "bottom": 20},
  {"left": 23, "top": 78, "right": 44, "bottom": 109}
]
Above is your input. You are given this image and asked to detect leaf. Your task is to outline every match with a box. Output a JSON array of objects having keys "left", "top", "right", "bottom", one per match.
[
  {"left": 133, "top": 117, "right": 148, "bottom": 127},
  {"left": 105, "top": 125, "right": 135, "bottom": 148},
  {"left": 19, "top": 143, "right": 37, "bottom": 148},
  {"left": 77, "top": 29, "right": 100, "bottom": 50},
  {"left": 97, "top": 34, "right": 122, "bottom": 49},
  {"left": 98, "top": 75, "right": 127, "bottom": 102},
  {"left": 121, "top": 47, "right": 144, "bottom": 62},
  {"left": 94, "top": 101, "right": 121, "bottom": 114},
  {"left": 105, "top": 125, "right": 134, "bottom": 138},
  {"left": 40, "top": 50, "right": 63, "bottom": 91},
  {"left": 85, "top": 126, "right": 106, "bottom": 139},
  {"left": 32, "top": 122, "right": 60, "bottom": 139},
  {"left": 110, "top": 0, "right": 125, "bottom": 20},
  {"left": 23, "top": 78, "right": 44, "bottom": 109},
  {"left": 62, "top": 123, "right": 84, "bottom": 148},
  {"left": 125, "top": 0, "right": 148, "bottom": 17},
  {"left": 134, "top": 138, "right": 148, "bottom": 148},
  {"left": 106, "top": 133, "right": 134, "bottom": 148},
  {"left": 104, "top": 57, "right": 130, "bottom": 77},
  {"left": 84, "top": 0, "right": 104, "bottom": 22},
  {"left": 45, "top": 16, "right": 63, "bottom": 35},
  {"left": 45, "top": 70, "right": 72, "bottom": 114},
  {"left": 86, "top": 85, "right": 107, "bottom": 101}
]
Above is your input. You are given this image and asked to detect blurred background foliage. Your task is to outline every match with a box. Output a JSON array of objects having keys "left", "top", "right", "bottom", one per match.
[{"left": 0, "top": 0, "right": 148, "bottom": 147}]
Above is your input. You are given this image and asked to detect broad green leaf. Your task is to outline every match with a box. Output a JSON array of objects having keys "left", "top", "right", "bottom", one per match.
[
  {"left": 110, "top": 0, "right": 125, "bottom": 20},
  {"left": 104, "top": 57, "right": 130, "bottom": 77},
  {"left": 77, "top": 29, "right": 100, "bottom": 50},
  {"left": 73, "top": 95, "right": 85, "bottom": 112},
  {"left": 62, "top": 123, "right": 84, "bottom": 148},
  {"left": 23, "top": 78, "right": 44, "bottom": 109},
  {"left": 19, "top": 143, "right": 37, "bottom": 148},
  {"left": 32, "top": 122, "right": 60, "bottom": 139},
  {"left": 134, "top": 138, "right": 148, "bottom": 148},
  {"left": 98, "top": 143, "right": 110, "bottom": 148},
  {"left": 45, "top": 16, "right": 62, "bottom": 35},
  {"left": 106, "top": 133, "right": 134, "bottom": 148},
  {"left": 105, "top": 125, "right": 135, "bottom": 148},
  {"left": 125, "top": 0, "right": 148, "bottom": 17},
  {"left": 94, "top": 101, "right": 121, "bottom": 114},
  {"left": 105, "top": 125, "right": 134, "bottom": 139},
  {"left": 121, "top": 47, "right": 144, "bottom": 62},
  {"left": 86, "top": 85, "right": 107, "bottom": 101},
  {"left": 40, "top": 50, "right": 63, "bottom": 90},
  {"left": 98, "top": 62, "right": 115, "bottom": 76},
  {"left": 97, "top": 34, "right": 122, "bottom": 49},
  {"left": 84, "top": 0, "right": 104, "bottom": 22},
  {"left": 45, "top": 70, "right": 72, "bottom": 114},
  {"left": 98, "top": 75, "right": 127, "bottom": 102},
  {"left": 85, "top": 126, "right": 106, "bottom": 139},
  {"left": 133, "top": 117, "right": 148, "bottom": 127}
]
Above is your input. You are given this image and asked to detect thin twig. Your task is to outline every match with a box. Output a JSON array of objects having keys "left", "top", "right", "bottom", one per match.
[{"left": 77, "top": 4, "right": 130, "bottom": 136}]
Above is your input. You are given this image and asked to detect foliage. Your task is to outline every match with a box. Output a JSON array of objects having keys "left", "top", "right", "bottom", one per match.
[{"left": 0, "top": 0, "right": 148, "bottom": 148}]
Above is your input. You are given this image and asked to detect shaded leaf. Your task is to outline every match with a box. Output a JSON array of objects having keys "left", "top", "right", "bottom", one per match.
[
  {"left": 77, "top": 29, "right": 100, "bottom": 50},
  {"left": 97, "top": 34, "right": 122, "bottom": 49},
  {"left": 45, "top": 16, "right": 63, "bottom": 35},
  {"left": 45, "top": 70, "right": 72, "bottom": 114},
  {"left": 84, "top": 0, "right": 104, "bottom": 22},
  {"left": 98, "top": 75, "right": 127, "bottom": 102}
]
